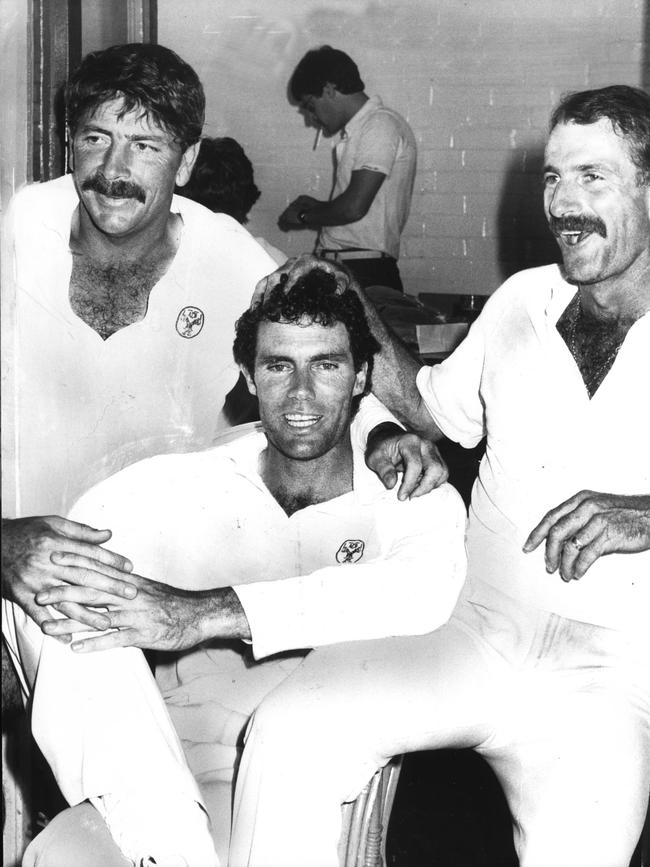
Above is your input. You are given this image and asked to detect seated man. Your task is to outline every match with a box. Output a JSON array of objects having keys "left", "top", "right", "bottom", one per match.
[{"left": 25, "top": 266, "right": 467, "bottom": 867}]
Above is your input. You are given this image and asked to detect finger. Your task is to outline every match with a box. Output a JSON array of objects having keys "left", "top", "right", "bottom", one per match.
[
  {"left": 572, "top": 529, "right": 609, "bottom": 580},
  {"left": 42, "top": 617, "right": 102, "bottom": 636},
  {"left": 366, "top": 454, "right": 399, "bottom": 491},
  {"left": 36, "top": 582, "right": 119, "bottom": 608},
  {"left": 51, "top": 600, "right": 111, "bottom": 630},
  {"left": 403, "top": 460, "right": 449, "bottom": 499},
  {"left": 48, "top": 553, "right": 138, "bottom": 595},
  {"left": 65, "top": 542, "right": 133, "bottom": 573},
  {"left": 72, "top": 629, "right": 135, "bottom": 653},
  {"left": 402, "top": 444, "right": 448, "bottom": 499},
  {"left": 396, "top": 451, "right": 424, "bottom": 502},
  {"left": 523, "top": 491, "right": 595, "bottom": 552}
]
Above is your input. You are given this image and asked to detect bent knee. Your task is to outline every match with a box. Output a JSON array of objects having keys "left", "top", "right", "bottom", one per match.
[{"left": 23, "top": 804, "right": 129, "bottom": 867}]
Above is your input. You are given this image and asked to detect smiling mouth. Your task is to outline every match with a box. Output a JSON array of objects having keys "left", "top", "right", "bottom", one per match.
[
  {"left": 559, "top": 230, "right": 593, "bottom": 247},
  {"left": 284, "top": 413, "right": 322, "bottom": 428}
]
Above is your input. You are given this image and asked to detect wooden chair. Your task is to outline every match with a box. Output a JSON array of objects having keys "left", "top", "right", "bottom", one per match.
[{"left": 339, "top": 756, "right": 402, "bottom": 867}]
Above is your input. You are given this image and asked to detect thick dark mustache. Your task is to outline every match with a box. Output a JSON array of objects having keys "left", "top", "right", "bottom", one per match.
[
  {"left": 550, "top": 214, "right": 607, "bottom": 238},
  {"left": 82, "top": 173, "right": 146, "bottom": 204}
]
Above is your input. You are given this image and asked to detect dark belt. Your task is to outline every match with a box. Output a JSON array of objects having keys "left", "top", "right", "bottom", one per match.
[{"left": 319, "top": 248, "right": 390, "bottom": 261}]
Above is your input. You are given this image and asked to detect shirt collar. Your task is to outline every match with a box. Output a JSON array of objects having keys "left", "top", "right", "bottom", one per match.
[{"left": 340, "top": 95, "right": 383, "bottom": 141}]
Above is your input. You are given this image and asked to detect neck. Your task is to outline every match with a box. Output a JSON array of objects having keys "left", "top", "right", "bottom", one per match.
[
  {"left": 261, "top": 435, "right": 354, "bottom": 516},
  {"left": 341, "top": 92, "right": 369, "bottom": 126},
  {"left": 577, "top": 254, "right": 650, "bottom": 325},
  {"left": 71, "top": 206, "right": 182, "bottom": 265}
]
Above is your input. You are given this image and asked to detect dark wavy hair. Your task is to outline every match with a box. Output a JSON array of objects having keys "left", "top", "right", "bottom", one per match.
[
  {"left": 233, "top": 266, "right": 379, "bottom": 397},
  {"left": 176, "top": 137, "right": 260, "bottom": 223},
  {"left": 289, "top": 45, "right": 365, "bottom": 102},
  {"left": 550, "top": 85, "right": 650, "bottom": 184},
  {"left": 66, "top": 43, "right": 205, "bottom": 151}
]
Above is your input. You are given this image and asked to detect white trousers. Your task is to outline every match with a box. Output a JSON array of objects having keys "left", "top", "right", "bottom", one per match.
[{"left": 230, "top": 581, "right": 650, "bottom": 867}]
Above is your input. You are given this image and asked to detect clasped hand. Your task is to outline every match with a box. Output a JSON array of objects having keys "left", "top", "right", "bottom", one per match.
[
  {"left": 524, "top": 491, "right": 650, "bottom": 582},
  {"left": 35, "top": 562, "right": 209, "bottom": 653}
]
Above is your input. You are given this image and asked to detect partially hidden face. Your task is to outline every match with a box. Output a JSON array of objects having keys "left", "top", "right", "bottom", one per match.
[
  {"left": 543, "top": 117, "right": 650, "bottom": 286},
  {"left": 243, "top": 318, "right": 367, "bottom": 462},
  {"left": 71, "top": 97, "right": 197, "bottom": 238}
]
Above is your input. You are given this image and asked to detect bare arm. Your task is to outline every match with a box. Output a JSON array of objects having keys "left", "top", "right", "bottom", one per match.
[
  {"left": 36, "top": 565, "right": 250, "bottom": 652},
  {"left": 278, "top": 169, "right": 386, "bottom": 230}
]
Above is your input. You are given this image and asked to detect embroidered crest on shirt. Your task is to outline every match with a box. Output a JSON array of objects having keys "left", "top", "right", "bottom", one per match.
[
  {"left": 176, "top": 306, "right": 205, "bottom": 338},
  {"left": 336, "top": 540, "right": 365, "bottom": 564}
]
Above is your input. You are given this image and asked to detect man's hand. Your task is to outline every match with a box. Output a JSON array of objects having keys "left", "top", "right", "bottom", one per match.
[
  {"left": 278, "top": 196, "right": 320, "bottom": 230},
  {"left": 523, "top": 491, "right": 650, "bottom": 582},
  {"left": 252, "top": 254, "right": 352, "bottom": 306},
  {"left": 1, "top": 516, "right": 136, "bottom": 631},
  {"left": 365, "top": 423, "right": 448, "bottom": 500},
  {"left": 35, "top": 564, "right": 249, "bottom": 653}
]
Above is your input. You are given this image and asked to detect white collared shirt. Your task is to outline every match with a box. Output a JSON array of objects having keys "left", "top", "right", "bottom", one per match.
[
  {"left": 3, "top": 175, "right": 278, "bottom": 516},
  {"left": 417, "top": 264, "right": 650, "bottom": 629},
  {"left": 69, "top": 425, "right": 467, "bottom": 663},
  {"left": 319, "top": 95, "right": 416, "bottom": 259}
]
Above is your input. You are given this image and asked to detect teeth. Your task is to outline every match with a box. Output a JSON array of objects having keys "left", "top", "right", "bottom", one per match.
[
  {"left": 285, "top": 413, "right": 320, "bottom": 427},
  {"left": 561, "top": 231, "right": 587, "bottom": 247}
]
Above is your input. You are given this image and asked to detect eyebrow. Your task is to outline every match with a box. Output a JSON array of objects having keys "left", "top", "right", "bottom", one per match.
[
  {"left": 257, "top": 351, "right": 350, "bottom": 364},
  {"left": 543, "top": 161, "right": 613, "bottom": 174},
  {"left": 78, "top": 123, "right": 168, "bottom": 142}
]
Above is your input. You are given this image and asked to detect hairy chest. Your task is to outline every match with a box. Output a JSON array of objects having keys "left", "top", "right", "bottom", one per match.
[{"left": 69, "top": 254, "right": 167, "bottom": 340}]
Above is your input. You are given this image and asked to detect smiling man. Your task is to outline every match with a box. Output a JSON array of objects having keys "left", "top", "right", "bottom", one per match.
[
  {"left": 24, "top": 267, "right": 467, "bottom": 867},
  {"left": 225, "top": 85, "right": 650, "bottom": 867}
]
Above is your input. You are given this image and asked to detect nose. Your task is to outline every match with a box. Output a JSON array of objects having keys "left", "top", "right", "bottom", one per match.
[
  {"left": 287, "top": 367, "right": 315, "bottom": 401},
  {"left": 546, "top": 178, "right": 581, "bottom": 217},
  {"left": 101, "top": 141, "right": 131, "bottom": 179}
]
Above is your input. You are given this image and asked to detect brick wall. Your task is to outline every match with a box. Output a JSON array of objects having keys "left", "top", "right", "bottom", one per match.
[{"left": 159, "top": 0, "right": 647, "bottom": 296}]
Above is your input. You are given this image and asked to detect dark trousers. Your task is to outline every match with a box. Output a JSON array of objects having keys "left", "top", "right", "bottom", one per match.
[{"left": 339, "top": 256, "right": 405, "bottom": 293}]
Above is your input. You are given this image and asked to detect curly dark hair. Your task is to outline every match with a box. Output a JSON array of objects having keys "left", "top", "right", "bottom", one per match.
[
  {"left": 233, "top": 267, "right": 379, "bottom": 397},
  {"left": 176, "top": 137, "right": 260, "bottom": 223},
  {"left": 289, "top": 45, "right": 365, "bottom": 102},
  {"left": 550, "top": 85, "right": 650, "bottom": 184},
  {"left": 66, "top": 43, "right": 205, "bottom": 152}
]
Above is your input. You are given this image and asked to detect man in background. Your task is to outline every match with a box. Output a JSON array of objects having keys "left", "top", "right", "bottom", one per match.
[
  {"left": 278, "top": 45, "right": 416, "bottom": 293},
  {"left": 177, "top": 135, "right": 287, "bottom": 265}
]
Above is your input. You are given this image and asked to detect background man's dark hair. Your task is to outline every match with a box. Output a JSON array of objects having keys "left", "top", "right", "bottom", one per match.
[
  {"left": 66, "top": 43, "right": 205, "bottom": 152},
  {"left": 176, "top": 137, "right": 260, "bottom": 224},
  {"left": 289, "top": 46, "right": 365, "bottom": 102},
  {"left": 550, "top": 84, "right": 650, "bottom": 184},
  {"left": 233, "top": 267, "right": 380, "bottom": 397}
]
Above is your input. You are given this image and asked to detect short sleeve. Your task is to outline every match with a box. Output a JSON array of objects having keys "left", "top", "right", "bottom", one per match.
[{"left": 353, "top": 112, "right": 401, "bottom": 176}]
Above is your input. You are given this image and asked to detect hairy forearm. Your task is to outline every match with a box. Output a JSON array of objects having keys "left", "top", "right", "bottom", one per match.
[
  {"left": 355, "top": 289, "right": 444, "bottom": 440},
  {"left": 196, "top": 585, "right": 251, "bottom": 642}
]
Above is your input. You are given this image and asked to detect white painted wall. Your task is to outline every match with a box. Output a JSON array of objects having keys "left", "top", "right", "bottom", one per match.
[{"left": 159, "top": 0, "right": 646, "bottom": 296}]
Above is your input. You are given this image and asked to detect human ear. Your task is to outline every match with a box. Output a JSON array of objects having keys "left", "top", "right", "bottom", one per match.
[
  {"left": 175, "top": 141, "right": 200, "bottom": 186},
  {"left": 240, "top": 364, "right": 257, "bottom": 396},
  {"left": 353, "top": 361, "right": 368, "bottom": 397}
]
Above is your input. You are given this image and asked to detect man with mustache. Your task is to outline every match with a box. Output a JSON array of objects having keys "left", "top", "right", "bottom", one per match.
[{"left": 224, "top": 85, "right": 650, "bottom": 867}]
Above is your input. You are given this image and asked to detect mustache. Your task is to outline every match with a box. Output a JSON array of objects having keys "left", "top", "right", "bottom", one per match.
[
  {"left": 81, "top": 172, "right": 146, "bottom": 204},
  {"left": 550, "top": 214, "right": 607, "bottom": 238}
]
